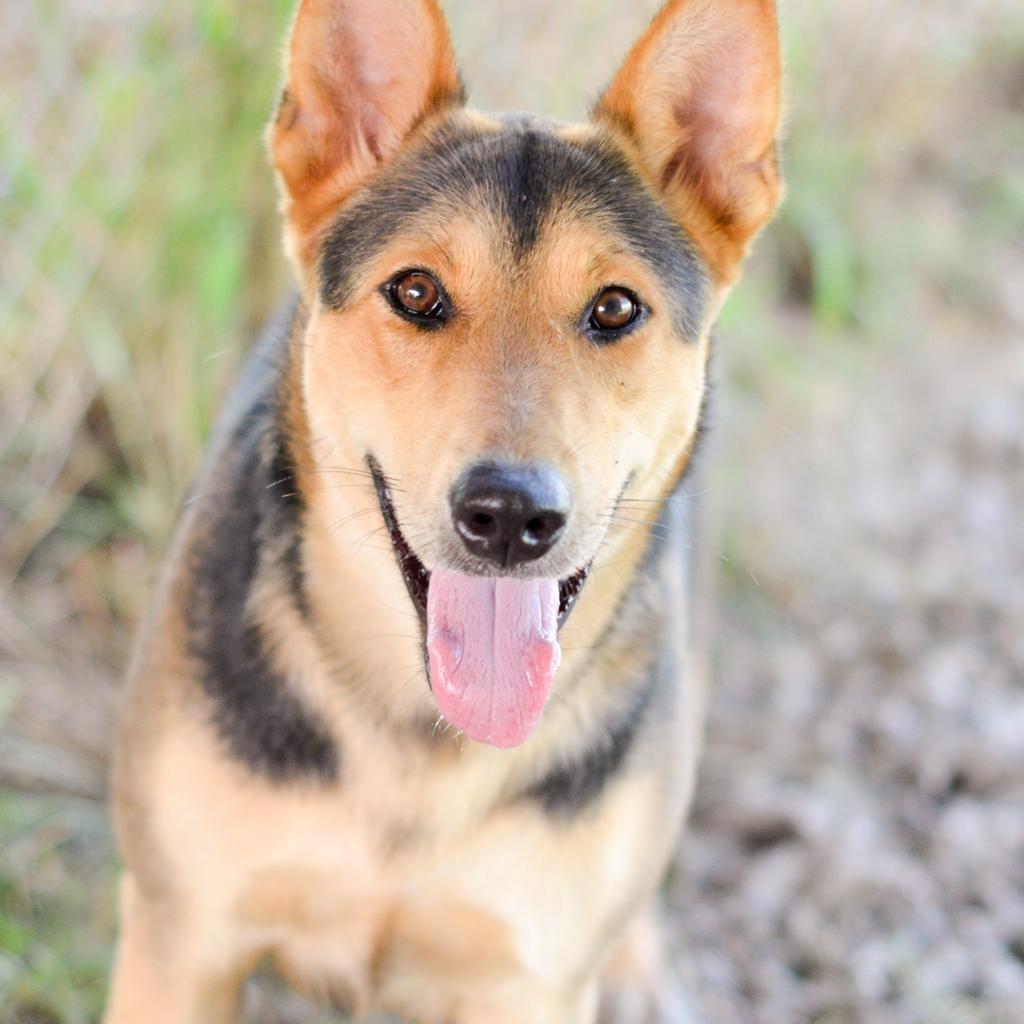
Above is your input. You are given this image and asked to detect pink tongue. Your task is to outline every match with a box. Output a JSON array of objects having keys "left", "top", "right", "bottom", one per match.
[{"left": 426, "top": 568, "right": 561, "bottom": 748}]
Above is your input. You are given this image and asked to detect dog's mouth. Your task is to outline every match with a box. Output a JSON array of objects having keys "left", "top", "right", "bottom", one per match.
[
  {"left": 368, "top": 459, "right": 590, "bottom": 630},
  {"left": 368, "top": 457, "right": 590, "bottom": 748}
]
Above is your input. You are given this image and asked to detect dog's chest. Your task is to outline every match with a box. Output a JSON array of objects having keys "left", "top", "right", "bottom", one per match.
[
  {"left": 156, "top": 647, "right": 685, "bottom": 1009},
  {"left": 222, "top": 759, "right": 657, "bottom": 1012}
]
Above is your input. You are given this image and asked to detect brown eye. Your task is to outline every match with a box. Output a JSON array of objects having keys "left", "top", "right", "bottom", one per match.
[
  {"left": 386, "top": 270, "right": 447, "bottom": 325},
  {"left": 589, "top": 287, "right": 641, "bottom": 334}
]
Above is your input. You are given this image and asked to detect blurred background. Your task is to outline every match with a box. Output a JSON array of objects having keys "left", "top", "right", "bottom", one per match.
[{"left": 2, "top": 0, "right": 1022, "bottom": 1021}]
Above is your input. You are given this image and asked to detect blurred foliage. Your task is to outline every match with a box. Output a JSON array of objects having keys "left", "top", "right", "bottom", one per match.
[
  {"left": 2, "top": 0, "right": 1023, "bottom": 1020},
  {"left": 2, "top": 1, "right": 295, "bottom": 617},
  {"left": 0, "top": 796, "right": 115, "bottom": 1023}
]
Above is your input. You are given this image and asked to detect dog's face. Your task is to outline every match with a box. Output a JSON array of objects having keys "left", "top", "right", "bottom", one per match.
[
  {"left": 270, "top": 0, "right": 781, "bottom": 746},
  {"left": 305, "top": 117, "right": 709, "bottom": 601}
]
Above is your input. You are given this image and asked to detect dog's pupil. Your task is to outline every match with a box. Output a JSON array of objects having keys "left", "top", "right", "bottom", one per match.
[
  {"left": 397, "top": 273, "right": 438, "bottom": 313},
  {"left": 594, "top": 289, "right": 634, "bottom": 329}
]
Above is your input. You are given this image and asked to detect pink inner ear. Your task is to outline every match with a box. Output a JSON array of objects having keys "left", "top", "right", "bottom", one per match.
[
  {"left": 676, "top": 23, "right": 779, "bottom": 212},
  {"left": 273, "top": 0, "right": 460, "bottom": 207},
  {"left": 594, "top": 0, "right": 781, "bottom": 251},
  {"left": 356, "top": 102, "right": 387, "bottom": 165},
  {"left": 666, "top": 50, "right": 776, "bottom": 224},
  {"left": 341, "top": 14, "right": 418, "bottom": 160}
]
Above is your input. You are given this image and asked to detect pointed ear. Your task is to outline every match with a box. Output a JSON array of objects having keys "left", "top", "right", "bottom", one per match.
[
  {"left": 269, "top": 0, "right": 463, "bottom": 271},
  {"left": 594, "top": 0, "right": 782, "bottom": 283}
]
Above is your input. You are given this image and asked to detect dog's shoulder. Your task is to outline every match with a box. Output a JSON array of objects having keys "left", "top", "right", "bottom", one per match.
[{"left": 178, "top": 297, "right": 340, "bottom": 783}]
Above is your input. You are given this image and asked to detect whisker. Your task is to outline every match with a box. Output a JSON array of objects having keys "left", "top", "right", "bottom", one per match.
[
  {"left": 353, "top": 525, "right": 386, "bottom": 550},
  {"left": 310, "top": 466, "right": 374, "bottom": 477},
  {"left": 311, "top": 464, "right": 405, "bottom": 492},
  {"left": 313, "top": 484, "right": 384, "bottom": 497},
  {"left": 370, "top": 597, "right": 421, "bottom": 621},
  {"left": 389, "top": 667, "right": 430, "bottom": 711},
  {"left": 602, "top": 513, "right": 673, "bottom": 536},
  {"left": 329, "top": 506, "right": 377, "bottom": 533}
]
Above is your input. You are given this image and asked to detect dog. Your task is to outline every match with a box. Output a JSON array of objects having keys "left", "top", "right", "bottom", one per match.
[{"left": 103, "top": 1, "right": 781, "bottom": 1020}]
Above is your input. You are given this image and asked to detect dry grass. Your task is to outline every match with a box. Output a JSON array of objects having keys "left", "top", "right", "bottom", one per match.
[{"left": 2, "top": 0, "right": 1022, "bottom": 1020}]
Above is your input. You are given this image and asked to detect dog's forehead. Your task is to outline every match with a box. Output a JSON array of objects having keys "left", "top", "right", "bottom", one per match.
[{"left": 319, "top": 114, "right": 707, "bottom": 339}]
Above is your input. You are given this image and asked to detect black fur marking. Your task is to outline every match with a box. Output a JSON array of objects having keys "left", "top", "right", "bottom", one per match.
[
  {"left": 525, "top": 673, "right": 656, "bottom": 815},
  {"left": 268, "top": 428, "right": 311, "bottom": 619},
  {"left": 186, "top": 337, "right": 338, "bottom": 783},
  {"left": 488, "top": 124, "right": 551, "bottom": 256},
  {"left": 320, "top": 118, "right": 706, "bottom": 340}
]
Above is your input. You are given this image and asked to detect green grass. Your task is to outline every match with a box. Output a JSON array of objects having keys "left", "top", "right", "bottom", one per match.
[{"left": 0, "top": 797, "right": 115, "bottom": 1024}]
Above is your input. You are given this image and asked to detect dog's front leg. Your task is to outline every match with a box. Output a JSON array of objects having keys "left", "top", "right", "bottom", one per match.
[
  {"left": 378, "top": 978, "right": 601, "bottom": 1024},
  {"left": 103, "top": 873, "right": 250, "bottom": 1024},
  {"left": 597, "top": 906, "right": 698, "bottom": 1024},
  {"left": 448, "top": 981, "right": 601, "bottom": 1024}
]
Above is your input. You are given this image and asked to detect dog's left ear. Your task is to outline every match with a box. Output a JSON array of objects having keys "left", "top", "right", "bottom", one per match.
[
  {"left": 269, "top": 0, "right": 463, "bottom": 274},
  {"left": 594, "top": 0, "right": 783, "bottom": 284}
]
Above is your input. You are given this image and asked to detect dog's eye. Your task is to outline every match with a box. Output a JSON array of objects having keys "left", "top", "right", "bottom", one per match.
[
  {"left": 588, "top": 287, "right": 641, "bottom": 335},
  {"left": 394, "top": 272, "right": 439, "bottom": 314},
  {"left": 385, "top": 270, "right": 448, "bottom": 326}
]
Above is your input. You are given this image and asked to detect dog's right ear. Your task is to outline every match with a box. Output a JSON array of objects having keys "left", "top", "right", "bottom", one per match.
[
  {"left": 269, "top": 0, "right": 463, "bottom": 275},
  {"left": 594, "top": 0, "right": 782, "bottom": 286}
]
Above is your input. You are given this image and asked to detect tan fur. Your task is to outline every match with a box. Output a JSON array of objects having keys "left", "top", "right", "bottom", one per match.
[
  {"left": 109, "top": 658, "right": 691, "bottom": 1020},
  {"left": 106, "top": 1, "right": 781, "bottom": 1021}
]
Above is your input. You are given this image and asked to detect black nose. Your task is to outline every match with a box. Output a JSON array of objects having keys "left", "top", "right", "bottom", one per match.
[{"left": 450, "top": 463, "right": 570, "bottom": 568}]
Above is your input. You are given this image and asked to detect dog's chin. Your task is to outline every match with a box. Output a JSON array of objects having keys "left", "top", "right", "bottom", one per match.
[{"left": 367, "top": 458, "right": 591, "bottom": 632}]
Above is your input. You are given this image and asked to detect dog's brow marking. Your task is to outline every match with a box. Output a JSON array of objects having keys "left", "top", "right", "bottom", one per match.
[{"left": 318, "top": 118, "right": 707, "bottom": 341}]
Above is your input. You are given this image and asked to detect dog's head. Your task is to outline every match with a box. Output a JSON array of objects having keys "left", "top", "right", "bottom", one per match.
[{"left": 268, "top": 0, "right": 782, "bottom": 747}]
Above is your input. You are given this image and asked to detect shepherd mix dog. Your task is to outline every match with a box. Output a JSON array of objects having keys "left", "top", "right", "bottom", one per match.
[{"left": 104, "top": 0, "right": 782, "bottom": 1020}]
